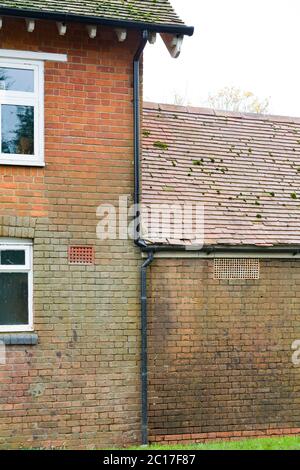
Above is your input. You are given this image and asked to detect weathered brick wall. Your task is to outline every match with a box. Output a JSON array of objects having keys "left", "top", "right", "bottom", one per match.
[
  {"left": 148, "top": 258, "right": 300, "bottom": 443},
  {"left": 0, "top": 18, "right": 141, "bottom": 449}
]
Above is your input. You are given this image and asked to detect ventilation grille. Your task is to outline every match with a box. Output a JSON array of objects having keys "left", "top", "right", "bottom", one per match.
[
  {"left": 214, "top": 258, "right": 260, "bottom": 280},
  {"left": 68, "top": 246, "right": 94, "bottom": 265}
]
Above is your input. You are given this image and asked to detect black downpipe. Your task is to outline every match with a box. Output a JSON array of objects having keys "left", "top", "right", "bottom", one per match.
[
  {"left": 132, "top": 29, "right": 186, "bottom": 253},
  {"left": 133, "top": 31, "right": 153, "bottom": 446},
  {"left": 140, "top": 251, "right": 154, "bottom": 445},
  {"left": 133, "top": 30, "right": 149, "bottom": 236}
]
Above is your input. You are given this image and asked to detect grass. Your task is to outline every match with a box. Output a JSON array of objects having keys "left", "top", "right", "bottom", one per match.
[{"left": 128, "top": 436, "right": 300, "bottom": 451}]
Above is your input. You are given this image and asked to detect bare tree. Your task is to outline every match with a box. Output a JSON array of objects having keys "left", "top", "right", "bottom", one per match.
[
  {"left": 172, "top": 88, "right": 191, "bottom": 106},
  {"left": 207, "top": 86, "right": 270, "bottom": 114},
  {"left": 173, "top": 92, "right": 186, "bottom": 106}
]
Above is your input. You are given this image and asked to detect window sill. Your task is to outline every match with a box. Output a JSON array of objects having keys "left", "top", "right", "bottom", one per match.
[
  {"left": 0, "top": 159, "right": 45, "bottom": 167},
  {"left": 0, "top": 333, "right": 38, "bottom": 345}
]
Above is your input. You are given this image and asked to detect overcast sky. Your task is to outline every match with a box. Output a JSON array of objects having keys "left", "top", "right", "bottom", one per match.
[{"left": 144, "top": 0, "right": 300, "bottom": 117}]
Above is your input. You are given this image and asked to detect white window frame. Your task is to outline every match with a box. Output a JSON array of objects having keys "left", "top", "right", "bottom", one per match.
[
  {"left": 0, "top": 57, "right": 44, "bottom": 167},
  {"left": 0, "top": 239, "right": 33, "bottom": 332}
]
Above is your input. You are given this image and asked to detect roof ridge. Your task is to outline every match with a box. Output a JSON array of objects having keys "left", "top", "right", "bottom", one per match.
[{"left": 143, "top": 101, "right": 300, "bottom": 125}]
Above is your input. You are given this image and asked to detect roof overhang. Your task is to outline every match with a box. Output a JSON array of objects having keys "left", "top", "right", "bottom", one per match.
[
  {"left": 141, "top": 243, "right": 300, "bottom": 257},
  {"left": 0, "top": 6, "right": 194, "bottom": 36}
]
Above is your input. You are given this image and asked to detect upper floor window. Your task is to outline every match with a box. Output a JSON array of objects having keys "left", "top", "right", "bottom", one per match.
[
  {"left": 0, "top": 239, "right": 33, "bottom": 332},
  {"left": 0, "top": 58, "right": 44, "bottom": 166}
]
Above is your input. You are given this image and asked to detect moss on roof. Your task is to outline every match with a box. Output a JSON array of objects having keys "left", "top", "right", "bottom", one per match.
[{"left": 0, "top": 0, "right": 185, "bottom": 27}]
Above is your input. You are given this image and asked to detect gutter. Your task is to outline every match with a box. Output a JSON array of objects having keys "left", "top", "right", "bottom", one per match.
[
  {"left": 204, "top": 245, "right": 300, "bottom": 254},
  {"left": 140, "top": 244, "right": 300, "bottom": 254},
  {"left": 0, "top": 7, "right": 194, "bottom": 36}
]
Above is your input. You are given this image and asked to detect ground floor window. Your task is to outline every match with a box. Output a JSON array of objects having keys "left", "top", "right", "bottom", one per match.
[{"left": 0, "top": 239, "right": 33, "bottom": 332}]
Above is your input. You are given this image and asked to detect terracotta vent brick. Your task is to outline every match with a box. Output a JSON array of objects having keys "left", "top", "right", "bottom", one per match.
[
  {"left": 214, "top": 258, "right": 260, "bottom": 280},
  {"left": 68, "top": 246, "right": 94, "bottom": 265}
]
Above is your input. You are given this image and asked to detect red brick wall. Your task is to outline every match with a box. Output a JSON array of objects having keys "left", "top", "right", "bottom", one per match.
[
  {"left": 148, "top": 258, "right": 300, "bottom": 443},
  {"left": 0, "top": 18, "right": 141, "bottom": 449},
  {"left": 2, "top": 17, "right": 299, "bottom": 450}
]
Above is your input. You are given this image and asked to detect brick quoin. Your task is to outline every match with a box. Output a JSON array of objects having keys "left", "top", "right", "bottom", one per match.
[{"left": 0, "top": 18, "right": 141, "bottom": 450}]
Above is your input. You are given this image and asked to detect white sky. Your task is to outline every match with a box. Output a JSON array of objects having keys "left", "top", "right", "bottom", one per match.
[{"left": 144, "top": 0, "right": 300, "bottom": 117}]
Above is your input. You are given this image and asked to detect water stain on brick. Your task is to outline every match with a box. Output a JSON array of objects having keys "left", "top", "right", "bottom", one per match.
[{"left": 73, "top": 330, "right": 78, "bottom": 342}]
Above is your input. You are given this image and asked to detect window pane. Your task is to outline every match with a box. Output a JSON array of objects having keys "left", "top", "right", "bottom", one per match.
[
  {"left": 0, "top": 273, "right": 28, "bottom": 325},
  {"left": 1, "top": 250, "right": 25, "bottom": 265},
  {"left": 0, "top": 67, "right": 34, "bottom": 92},
  {"left": 1, "top": 105, "right": 34, "bottom": 155}
]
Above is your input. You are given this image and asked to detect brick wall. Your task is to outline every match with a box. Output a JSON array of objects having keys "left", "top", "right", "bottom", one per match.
[
  {"left": 0, "top": 18, "right": 142, "bottom": 449},
  {"left": 2, "top": 18, "right": 299, "bottom": 450},
  {"left": 148, "top": 258, "right": 300, "bottom": 444}
]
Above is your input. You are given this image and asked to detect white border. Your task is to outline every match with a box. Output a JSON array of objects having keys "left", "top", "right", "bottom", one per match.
[
  {"left": 0, "top": 57, "right": 44, "bottom": 166},
  {"left": 0, "top": 49, "right": 67, "bottom": 62},
  {"left": 0, "top": 239, "right": 33, "bottom": 332}
]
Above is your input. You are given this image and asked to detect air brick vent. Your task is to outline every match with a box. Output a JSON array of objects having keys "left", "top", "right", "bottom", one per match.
[
  {"left": 68, "top": 246, "right": 94, "bottom": 265},
  {"left": 214, "top": 258, "right": 260, "bottom": 280}
]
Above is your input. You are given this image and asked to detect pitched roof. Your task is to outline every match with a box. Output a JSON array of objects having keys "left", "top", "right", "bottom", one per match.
[
  {"left": 142, "top": 102, "right": 300, "bottom": 248},
  {"left": 0, "top": 1, "right": 193, "bottom": 35}
]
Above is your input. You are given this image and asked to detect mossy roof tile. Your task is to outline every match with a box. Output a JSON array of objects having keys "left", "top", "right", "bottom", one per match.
[
  {"left": 142, "top": 102, "right": 300, "bottom": 247},
  {"left": 0, "top": 0, "right": 187, "bottom": 28}
]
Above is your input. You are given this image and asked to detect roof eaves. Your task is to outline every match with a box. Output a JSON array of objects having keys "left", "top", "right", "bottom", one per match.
[
  {"left": 0, "top": 6, "right": 194, "bottom": 36},
  {"left": 141, "top": 243, "right": 300, "bottom": 253}
]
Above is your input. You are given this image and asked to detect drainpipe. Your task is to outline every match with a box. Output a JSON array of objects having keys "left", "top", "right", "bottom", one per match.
[
  {"left": 140, "top": 250, "right": 154, "bottom": 445},
  {"left": 133, "top": 30, "right": 197, "bottom": 445},
  {"left": 133, "top": 31, "right": 153, "bottom": 446},
  {"left": 133, "top": 30, "right": 149, "bottom": 237},
  {"left": 133, "top": 29, "right": 185, "bottom": 255}
]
